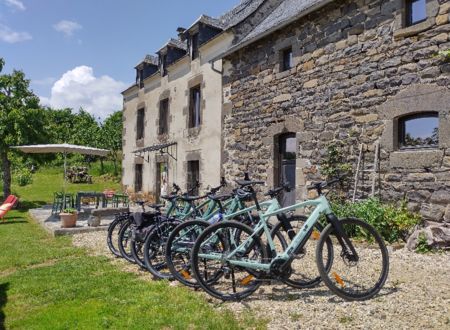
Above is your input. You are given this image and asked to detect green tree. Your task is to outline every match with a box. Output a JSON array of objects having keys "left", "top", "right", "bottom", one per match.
[
  {"left": 44, "top": 107, "right": 76, "bottom": 144},
  {"left": 99, "top": 111, "right": 122, "bottom": 176},
  {"left": 0, "top": 58, "right": 47, "bottom": 198},
  {"left": 70, "top": 109, "right": 101, "bottom": 168},
  {"left": 70, "top": 108, "right": 100, "bottom": 146}
]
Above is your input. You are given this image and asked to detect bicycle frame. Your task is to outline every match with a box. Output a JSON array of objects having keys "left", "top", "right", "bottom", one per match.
[{"left": 198, "top": 195, "right": 333, "bottom": 271}]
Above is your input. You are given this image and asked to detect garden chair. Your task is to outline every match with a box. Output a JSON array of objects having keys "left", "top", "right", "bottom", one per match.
[
  {"left": 52, "top": 192, "right": 74, "bottom": 214},
  {"left": 112, "top": 193, "right": 129, "bottom": 208},
  {"left": 0, "top": 195, "right": 18, "bottom": 222}
]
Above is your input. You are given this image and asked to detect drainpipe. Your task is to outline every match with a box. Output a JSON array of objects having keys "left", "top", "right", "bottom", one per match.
[{"left": 210, "top": 59, "right": 223, "bottom": 74}]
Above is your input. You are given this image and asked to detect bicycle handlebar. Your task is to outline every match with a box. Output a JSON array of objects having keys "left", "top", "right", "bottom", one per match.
[
  {"left": 264, "top": 182, "right": 291, "bottom": 198},
  {"left": 307, "top": 175, "right": 345, "bottom": 195}
]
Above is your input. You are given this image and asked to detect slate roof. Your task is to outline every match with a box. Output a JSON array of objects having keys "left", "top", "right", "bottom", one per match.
[
  {"left": 135, "top": 54, "right": 158, "bottom": 68},
  {"left": 157, "top": 38, "right": 188, "bottom": 53},
  {"left": 186, "top": 15, "right": 226, "bottom": 32},
  {"left": 227, "top": 0, "right": 333, "bottom": 54},
  {"left": 219, "top": 0, "right": 266, "bottom": 29}
]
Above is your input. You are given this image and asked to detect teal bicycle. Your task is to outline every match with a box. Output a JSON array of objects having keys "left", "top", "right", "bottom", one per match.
[
  {"left": 191, "top": 177, "right": 389, "bottom": 301},
  {"left": 167, "top": 180, "right": 330, "bottom": 289},
  {"left": 165, "top": 181, "right": 268, "bottom": 287}
]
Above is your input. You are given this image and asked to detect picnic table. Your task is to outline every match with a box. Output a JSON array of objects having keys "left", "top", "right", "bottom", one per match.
[
  {"left": 66, "top": 166, "right": 92, "bottom": 184},
  {"left": 75, "top": 191, "right": 107, "bottom": 211}
]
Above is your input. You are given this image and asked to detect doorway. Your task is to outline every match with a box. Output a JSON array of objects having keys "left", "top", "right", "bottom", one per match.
[
  {"left": 276, "top": 133, "right": 296, "bottom": 206},
  {"left": 156, "top": 162, "right": 168, "bottom": 202}
]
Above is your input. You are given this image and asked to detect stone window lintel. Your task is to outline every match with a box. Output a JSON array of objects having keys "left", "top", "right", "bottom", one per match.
[
  {"left": 379, "top": 84, "right": 450, "bottom": 168},
  {"left": 393, "top": 0, "right": 439, "bottom": 39}
]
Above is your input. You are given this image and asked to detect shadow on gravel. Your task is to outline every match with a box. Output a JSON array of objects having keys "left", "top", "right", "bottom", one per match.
[
  {"left": 242, "top": 286, "right": 334, "bottom": 303},
  {"left": 373, "top": 286, "right": 399, "bottom": 298},
  {"left": 238, "top": 284, "right": 399, "bottom": 304}
]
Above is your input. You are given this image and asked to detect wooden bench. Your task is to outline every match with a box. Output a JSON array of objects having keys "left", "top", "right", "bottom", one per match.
[{"left": 88, "top": 207, "right": 129, "bottom": 227}]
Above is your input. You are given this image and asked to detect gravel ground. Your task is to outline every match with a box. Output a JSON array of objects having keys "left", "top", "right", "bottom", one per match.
[{"left": 73, "top": 231, "right": 450, "bottom": 330}]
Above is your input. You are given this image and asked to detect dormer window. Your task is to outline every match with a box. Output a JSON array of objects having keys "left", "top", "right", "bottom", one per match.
[
  {"left": 406, "top": 0, "right": 427, "bottom": 27},
  {"left": 161, "top": 54, "right": 168, "bottom": 77},
  {"left": 191, "top": 33, "right": 199, "bottom": 60},
  {"left": 137, "top": 69, "right": 144, "bottom": 88}
]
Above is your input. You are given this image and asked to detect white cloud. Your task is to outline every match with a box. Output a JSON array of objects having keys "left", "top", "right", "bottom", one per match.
[
  {"left": 0, "top": 23, "right": 31, "bottom": 43},
  {"left": 41, "top": 66, "right": 126, "bottom": 119},
  {"left": 53, "top": 20, "right": 82, "bottom": 37},
  {"left": 5, "top": 0, "right": 25, "bottom": 11},
  {"left": 39, "top": 96, "right": 51, "bottom": 106}
]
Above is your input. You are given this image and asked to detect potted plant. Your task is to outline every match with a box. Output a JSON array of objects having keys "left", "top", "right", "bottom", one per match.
[{"left": 60, "top": 208, "right": 78, "bottom": 228}]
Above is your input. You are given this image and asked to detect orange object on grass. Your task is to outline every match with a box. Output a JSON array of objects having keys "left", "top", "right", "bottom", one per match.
[{"left": 0, "top": 195, "right": 18, "bottom": 221}]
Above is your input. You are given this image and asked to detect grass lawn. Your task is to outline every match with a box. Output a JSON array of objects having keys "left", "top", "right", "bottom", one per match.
[
  {"left": 7, "top": 166, "right": 121, "bottom": 208},
  {"left": 0, "top": 167, "right": 264, "bottom": 329}
]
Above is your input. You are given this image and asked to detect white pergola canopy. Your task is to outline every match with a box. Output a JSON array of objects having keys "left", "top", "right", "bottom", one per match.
[
  {"left": 12, "top": 143, "right": 109, "bottom": 157},
  {"left": 12, "top": 144, "right": 109, "bottom": 201}
]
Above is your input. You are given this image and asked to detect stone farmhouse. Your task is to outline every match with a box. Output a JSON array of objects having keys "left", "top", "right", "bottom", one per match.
[{"left": 122, "top": 0, "right": 450, "bottom": 223}]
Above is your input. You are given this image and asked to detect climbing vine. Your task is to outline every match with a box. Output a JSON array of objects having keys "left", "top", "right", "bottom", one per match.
[
  {"left": 437, "top": 49, "right": 450, "bottom": 62},
  {"left": 320, "top": 141, "right": 353, "bottom": 179}
]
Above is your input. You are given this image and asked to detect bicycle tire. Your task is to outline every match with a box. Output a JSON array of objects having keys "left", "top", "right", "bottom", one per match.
[
  {"left": 316, "top": 217, "right": 389, "bottom": 301},
  {"left": 130, "top": 239, "right": 146, "bottom": 268},
  {"left": 118, "top": 221, "right": 135, "bottom": 263},
  {"left": 270, "top": 215, "right": 333, "bottom": 288},
  {"left": 166, "top": 220, "right": 210, "bottom": 287},
  {"left": 191, "top": 220, "right": 268, "bottom": 301},
  {"left": 143, "top": 219, "right": 181, "bottom": 279},
  {"left": 107, "top": 218, "right": 125, "bottom": 257}
]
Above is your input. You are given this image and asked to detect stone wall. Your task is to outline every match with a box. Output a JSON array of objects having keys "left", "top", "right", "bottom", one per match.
[{"left": 222, "top": 0, "right": 450, "bottom": 222}]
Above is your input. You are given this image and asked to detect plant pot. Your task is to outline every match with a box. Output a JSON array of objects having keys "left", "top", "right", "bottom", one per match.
[{"left": 60, "top": 213, "right": 77, "bottom": 228}]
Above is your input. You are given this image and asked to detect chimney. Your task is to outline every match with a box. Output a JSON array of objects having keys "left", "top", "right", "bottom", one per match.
[{"left": 177, "top": 27, "right": 186, "bottom": 40}]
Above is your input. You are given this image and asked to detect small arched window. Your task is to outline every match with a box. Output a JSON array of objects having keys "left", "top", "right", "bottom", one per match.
[{"left": 398, "top": 112, "right": 438, "bottom": 149}]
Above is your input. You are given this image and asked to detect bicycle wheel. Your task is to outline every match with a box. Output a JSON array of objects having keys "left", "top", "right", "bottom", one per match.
[
  {"left": 143, "top": 220, "right": 181, "bottom": 279},
  {"left": 191, "top": 221, "right": 268, "bottom": 301},
  {"left": 131, "top": 225, "right": 154, "bottom": 268},
  {"left": 270, "top": 215, "right": 333, "bottom": 288},
  {"left": 316, "top": 217, "right": 389, "bottom": 301},
  {"left": 166, "top": 220, "right": 210, "bottom": 287},
  {"left": 107, "top": 218, "right": 125, "bottom": 257},
  {"left": 118, "top": 221, "right": 135, "bottom": 263},
  {"left": 131, "top": 239, "right": 145, "bottom": 268}
]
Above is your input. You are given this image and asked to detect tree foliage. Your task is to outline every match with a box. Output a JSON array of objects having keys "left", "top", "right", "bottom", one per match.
[
  {"left": 99, "top": 111, "right": 122, "bottom": 175},
  {"left": 0, "top": 58, "right": 124, "bottom": 197},
  {"left": 0, "top": 58, "right": 47, "bottom": 197}
]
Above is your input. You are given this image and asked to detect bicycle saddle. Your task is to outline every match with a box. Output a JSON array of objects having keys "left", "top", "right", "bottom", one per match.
[
  {"left": 235, "top": 179, "right": 265, "bottom": 187},
  {"left": 179, "top": 195, "right": 205, "bottom": 202},
  {"left": 235, "top": 188, "right": 253, "bottom": 200},
  {"left": 208, "top": 193, "right": 232, "bottom": 202},
  {"left": 147, "top": 203, "right": 164, "bottom": 210},
  {"left": 160, "top": 194, "right": 178, "bottom": 200}
]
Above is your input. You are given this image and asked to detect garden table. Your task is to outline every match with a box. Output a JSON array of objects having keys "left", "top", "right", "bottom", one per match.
[{"left": 75, "top": 191, "right": 107, "bottom": 211}]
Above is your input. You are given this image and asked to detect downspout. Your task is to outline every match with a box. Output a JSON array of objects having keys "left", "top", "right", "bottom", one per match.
[{"left": 210, "top": 59, "right": 223, "bottom": 74}]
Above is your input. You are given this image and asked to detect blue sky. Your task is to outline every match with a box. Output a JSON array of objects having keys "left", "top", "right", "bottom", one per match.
[{"left": 1, "top": 0, "right": 239, "bottom": 118}]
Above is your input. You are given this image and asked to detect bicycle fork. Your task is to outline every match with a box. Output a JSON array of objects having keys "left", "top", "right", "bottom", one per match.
[{"left": 325, "top": 213, "right": 359, "bottom": 262}]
